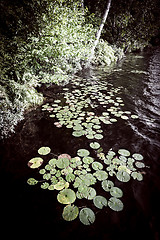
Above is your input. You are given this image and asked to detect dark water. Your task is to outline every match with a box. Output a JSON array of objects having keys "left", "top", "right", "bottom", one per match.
[{"left": 0, "top": 47, "right": 160, "bottom": 239}]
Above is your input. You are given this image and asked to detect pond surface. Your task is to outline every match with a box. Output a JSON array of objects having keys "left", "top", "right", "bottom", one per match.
[{"left": 0, "top": 47, "right": 160, "bottom": 239}]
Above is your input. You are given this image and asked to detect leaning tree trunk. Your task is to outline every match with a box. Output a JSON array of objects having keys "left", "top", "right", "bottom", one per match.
[{"left": 86, "top": 0, "right": 112, "bottom": 67}]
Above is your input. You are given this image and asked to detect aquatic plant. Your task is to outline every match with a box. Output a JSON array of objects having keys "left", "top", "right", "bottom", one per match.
[
  {"left": 27, "top": 74, "right": 147, "bottom": 225},
  {"left": 27, "top": 144, "right": 147, "bottom": 225}
]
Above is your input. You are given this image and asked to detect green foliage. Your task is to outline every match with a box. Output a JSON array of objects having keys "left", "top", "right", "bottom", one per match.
[{"left": 0, "top": 1, "right": 120, "bottom": 138}]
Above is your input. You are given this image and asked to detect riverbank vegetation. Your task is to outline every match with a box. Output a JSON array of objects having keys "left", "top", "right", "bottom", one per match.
[{"left": 0, "top": 0, "right": 160, "bottom": 138}]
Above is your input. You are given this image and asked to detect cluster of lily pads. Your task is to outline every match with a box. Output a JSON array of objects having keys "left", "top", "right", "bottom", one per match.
[
  {"left": 27, "top": 77, "right": 146, "bottom": 225},
  {"left": 42, "top": 78, "right": 138, "bottom": 140},
  {"left": 27, "top": 146, "right": 146, "bottom": 225}
]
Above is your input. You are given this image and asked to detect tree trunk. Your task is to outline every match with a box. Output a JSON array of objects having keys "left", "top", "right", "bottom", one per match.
[{"left": 86, "top": 0, "right": 112, "bottom": 67}]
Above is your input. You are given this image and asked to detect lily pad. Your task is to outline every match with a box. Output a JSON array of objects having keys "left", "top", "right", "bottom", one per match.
[
  {"left": 84, "top": 187, "right": 96, "bottom": 200},
  {"left": 79, "top": 208, "right": 95, "bottom": 225},
  {"left": 41, "top": 182, "right": 49, "bottom": 189},
  {"left": 132, "top": 153, "right": 143, "bottom": 161},
  {"left": 39, "top": 169, "right": 46, "bottom": 174},
  {"left": 118, "top": 149, "right": 130, "bottom": 157},
  {"left": 62, "top": 205, "right": 79, "bottom": 221},
  {"left": 131, "top": 172, "right": 143, "bottom": 181},
  {"left": 66, "top": 173, "right": 75, "bottom": 182},
  {"left": 28, "top": 157, "right": 43, "bottom": 169},
  {"left": 77, "top": 149, "right": 90, "bottom": 157},
  {"left": 93, "top": 196, "right": 107, "bottom": 209},
  {"left": 108, "top": 197, "right": 124, "bottom": 211},
  {"left": 135, "top": 162, "right": 145, "bottom": 168},
  {"left": 57, "top": 189, "right": 76, "bottom": 204},
  {"left": 43, "top": 173, "right": 51, "bottom": 180},
  {"left": 131, "top": 115, "right": 139, "bottom": 119},
  {"left": 72, "top": 131, "right": 84, "bottom": 137},
  {"left": 93, "top": 170, "right": 108, "bottom": 181},
  {"left": 82, "top": 156, "right": 94, "bottom": 164},
  {"left": 56, "top": 158, "right": 70, "bottom": 169},
  {"left": 110, "top": 187, "right": 123, "bottom": 198},
  {"left": 54, "top": 180, "right": 68, "bottom": 190},
  {"left": 92, "top": 161, "right": 103, "bottom": 170},
  {"left": 27, "top": 178, "right": 38, "bottom": 185},
  {"left": 94, "top": 134, "right": 103, "bottom": 140},
  {"left": 90, "top": 142, "right": 100, "bottom": 149},
  {"left": 38, "top": 147, "right": 51, "bottom": 155},
  {"left": 102, "top": 180, "right": 114, "bottom": 192},
  {"left": 116, "top": 170, "right": 130, "bottom": 182},
  {"left": 48, "top": 184, "right": 55, "bottom": 190},
  {"left": 49, "top": 158, "right": 57, "bottom": 166}
]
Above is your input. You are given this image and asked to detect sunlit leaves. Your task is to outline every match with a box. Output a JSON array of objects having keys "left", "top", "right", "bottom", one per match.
[
  {"left": 28, "top": 157, "right": 43, "bottom": 168},
  {"left": 38, "top": 146, "right": 51, "bottom": 155},
  {"left": 57, "top": 189, "right": 76, "bottom": 204},
  {"left": 62, "top": 205, "right": 79, "bottom": 221}
]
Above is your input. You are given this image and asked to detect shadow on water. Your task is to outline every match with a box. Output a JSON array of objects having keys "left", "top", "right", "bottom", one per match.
[{"left": 0, "top": 47, "right": 160, "bottom": 239}]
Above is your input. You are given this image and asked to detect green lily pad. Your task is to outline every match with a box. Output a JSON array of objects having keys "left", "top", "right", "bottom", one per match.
[
  {"left": 77, "top": 149, "right": 90, "bottom": 157},
  {"left": 73, "top": 124, "right": 83, "bottom": 131},
  {"left": 28, "top": 157, "right": 43, "bottom": 169},
  {"left": 118, "top": 149, "right": 130, "bottom": 157},
  {"left": 135, "top": 162, "right": 145, "bottom": 168},
  {"left": 61, "top": 166, "right": 73, "bottom": 175},
  {"left": 101, "top": 180, "right": 114, "bottom": 192},
  {"left": 49, "top": 158, "right": 57, "bottom": 166},
  {"left": 43, "top": 173, "right": 51, "bottom": 180},
  {"left": 86, "top": 134, "right": 95, "bottom": 139},
  {"left": 94, "top": 134, "right": 103, "bottom": 139},
  {"left": 84, "top": 187, "right": 96, "bottom": 200},
  {"left": 93, "top": 196, "right": 107, "bottom": 209},
  {"left": 131, "top": 172, "right": 143, "bottom": 181},
  {"left": 48, "top": 184, "right": 55, "bottom": 190},
  {"left": 121, "top": 115, "right": 129, "bottom": 120},
  {"left": 57, "top": 189, "right": 76, "bottom": 204},
  {"left": 41, "top": 182, "right": 49, "bottom": 189},
  {"left": 131, "top": 115, "right": 139, "bottom": 119},
  {"left": 54, "top": 179, "right": 68, "bottom": 190},
  {"left": 110, "top": 187, "right": 123, "bottom": 198},
  {"left": 38, "top": 147, "right": 51, "bottom": 155},
  {"left": 72, "top": 131, "right": 84, "bottom": 137},
  {"left": 27, "top": 178, "right": 38, "bottom": 185},
  {"left": 39, "top": 169, "right": 46, "bottom": 174},
  {"left": 78, "top": 184, "right": 88, "bottom": 194},
  {"left": 93, "top": 170, "right": 108, "bottom": 181},
  {"left": 82, "top": 156, "right": 94, "bottom": 164},
  {"left": 108, "top": 197, "right": 124, "bottom": 211},
  {"left": 66, "top": 173, "right": 75, "bottom": 182},
  {"left": 79, "top": 208, "right": 95, "bottom": 225},
  {"left": 107, "top": 150, "right": 116, "bottom": 157},
  {"left": 132, "top": 153, "right": 143, "bottom": 161},
  {"left": 62, "top": 205, "right": 79, "bottom": 221},
  {"left": 56, "top": 158, "right": 70, "bottom": 169},
  {"left": 92, "top": 161, "right": 103, "bottom": 170},
  {"left": 116, "top": 170, "right": 130, "bottom": 182},
  {"left": 90, "top": 142, "right": 100, "bottom": 149}
]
